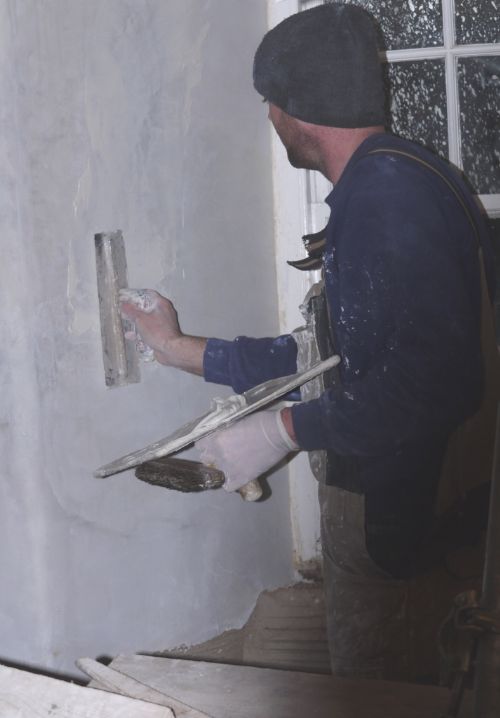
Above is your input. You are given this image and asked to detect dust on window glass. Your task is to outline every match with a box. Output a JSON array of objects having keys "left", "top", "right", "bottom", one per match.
[
  {"left": 386, "top": 60, "right": 448, "bottom": 158},
  {"left": 458, "top": 56, "right": 500, "bottom": 194},
  {"left": 340, "top": 0, "right": 443, "bottom": 50},
  {"left": 455, "top": 0, "right": 500, "bottom": 45}
]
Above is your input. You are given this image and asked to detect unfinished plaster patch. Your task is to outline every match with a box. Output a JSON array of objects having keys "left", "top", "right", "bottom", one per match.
[{"left": 158, "top": 582, "right": 330, "bottom": 675}]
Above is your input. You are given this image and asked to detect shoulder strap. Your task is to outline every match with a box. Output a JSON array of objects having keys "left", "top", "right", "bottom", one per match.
[
  {"left": 369, "top": 146, "right": 500, "bottom": 515},
  {"left": 368, "top": 147, "right": 496, "bottom": 374},
  {"left": 367, "top": 147, "right": 481, "bottom": 246}
]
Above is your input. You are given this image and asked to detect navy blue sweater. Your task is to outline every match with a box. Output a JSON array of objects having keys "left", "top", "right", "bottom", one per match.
[{"left": 203, "top": 133, "right": 495, "bottom": 575}]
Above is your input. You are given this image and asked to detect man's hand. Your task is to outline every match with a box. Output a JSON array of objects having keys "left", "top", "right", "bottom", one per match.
[
  {"left": 196, "top": 409, "right": 299, "bottom": 493},
  {"left": 119, "top": 289, "right": 206, "bottom": 375}
]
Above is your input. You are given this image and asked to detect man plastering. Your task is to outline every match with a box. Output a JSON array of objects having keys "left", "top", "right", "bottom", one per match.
[{"left": 121, "top": 3, "right": 496, "bottom": 680}]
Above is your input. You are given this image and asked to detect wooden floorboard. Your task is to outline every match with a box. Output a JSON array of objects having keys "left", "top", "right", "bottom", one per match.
[{"left": 107, "top": 654, "right": 472, "bottom": 718}]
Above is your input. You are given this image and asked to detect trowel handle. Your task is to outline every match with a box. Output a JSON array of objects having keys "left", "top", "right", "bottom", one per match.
[{"left": 238, "top": 479, "right": 263, "bottom": 502}]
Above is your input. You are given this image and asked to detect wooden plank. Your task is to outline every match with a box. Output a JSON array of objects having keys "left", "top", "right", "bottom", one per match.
[
  {"left": 107, "top": 654, "right": 473, "bottom": 718},
  {"left": 0, "top": 663, "right": 173, "bottom": 718},
  {"left": 77, "top": 658, "right": 212, "bottom": 718}
]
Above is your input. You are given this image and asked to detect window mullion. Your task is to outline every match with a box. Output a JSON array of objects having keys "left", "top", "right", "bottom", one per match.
[
  {"left": 442, "top": 0, "right": 462, "bottom": 168},
  {"left": 384, "top": 48, "right": 445, "bottom": 62}
]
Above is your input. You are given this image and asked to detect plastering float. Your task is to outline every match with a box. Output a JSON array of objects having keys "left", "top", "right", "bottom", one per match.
[
  {"left": 94, "top": 354, "right": 340, "bottom": 479},
  {"left": 95, "top": 230, "right": 140, "bottom": 387}
]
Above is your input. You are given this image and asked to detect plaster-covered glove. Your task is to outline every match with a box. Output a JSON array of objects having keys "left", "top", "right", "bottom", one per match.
[
  {"left": 119, "top": 288, "right": 206, "bottom": 374},
  {"left": 119, "top": 288, "right": 180, "bottom": 364},
  {"left": 196, "top": 409, "right": 299, "bottom": 493}
]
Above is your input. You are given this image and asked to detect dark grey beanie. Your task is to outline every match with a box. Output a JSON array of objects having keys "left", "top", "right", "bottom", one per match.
[{"left": 253, "top": 3, "right": 385, "bottom": 128}]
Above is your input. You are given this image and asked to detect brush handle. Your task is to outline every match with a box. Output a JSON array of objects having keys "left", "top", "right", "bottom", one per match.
[{"left": 238, "top": 479, "right": 263, "bottom": 502}]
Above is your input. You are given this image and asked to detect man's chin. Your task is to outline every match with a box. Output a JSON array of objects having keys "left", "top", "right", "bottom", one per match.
[
  {"left": 286, "top": 149, "right": 314, "bottom": 170},
  {"left": 286, "top": 150, "right": 303, "bottom": 169}
]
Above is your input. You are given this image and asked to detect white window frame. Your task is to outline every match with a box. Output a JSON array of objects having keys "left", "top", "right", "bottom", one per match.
[{"left": 301, "top": 0, "right": 500, "bottom": 218}]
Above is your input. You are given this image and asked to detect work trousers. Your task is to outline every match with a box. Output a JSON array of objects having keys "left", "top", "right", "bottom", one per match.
[{"left": 319, "top": 482, "right": 482, "bottom": 683}]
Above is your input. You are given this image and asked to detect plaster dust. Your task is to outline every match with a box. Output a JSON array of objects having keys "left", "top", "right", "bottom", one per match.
[
  {"left": 119, "top": 288, "right": 159, "bottom": 313},
  {"left": 118, "top": 288, "right": 161, "bottom": 362}
]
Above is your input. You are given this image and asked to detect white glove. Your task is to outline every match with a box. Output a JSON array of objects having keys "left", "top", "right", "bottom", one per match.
[
  {"left": 196, "top": 409, "right": 299, "bottom": 493},
  {"left": 119, "top": 289, "right": 162, "bottom": 361},
  {"left": 119, "top": 288, "right": 181, "bottom": 365}
]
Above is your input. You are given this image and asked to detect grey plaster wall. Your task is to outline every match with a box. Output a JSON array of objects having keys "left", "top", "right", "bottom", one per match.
[{"left": 0, "top": 0, "right": 294, "bottom": 674}]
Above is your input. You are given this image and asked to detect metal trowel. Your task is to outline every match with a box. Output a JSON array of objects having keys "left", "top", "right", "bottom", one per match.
[{"left": 95, "top": 230, "right": 140, "bottom": 387}]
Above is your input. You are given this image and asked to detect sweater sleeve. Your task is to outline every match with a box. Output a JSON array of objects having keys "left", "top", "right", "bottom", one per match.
[
  {"left": 292, "top": 158, "right": 484, "bottom": 455},
  {"left": 203, "top": 334, "right": 298, "bottom": 393}
]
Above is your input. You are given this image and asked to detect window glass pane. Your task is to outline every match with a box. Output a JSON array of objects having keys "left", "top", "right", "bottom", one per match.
[
  {"left": 342, "top": 0, "right": 443, "bottom": 50},
  {"left": 455, "top": 0, "right": 500, "bottom": 45},
  {"left": 386, "top": 60, "right": 448, "bottom": 158},
  {"left": 458, "top": 56, "right": 500, "bottom": 194}
]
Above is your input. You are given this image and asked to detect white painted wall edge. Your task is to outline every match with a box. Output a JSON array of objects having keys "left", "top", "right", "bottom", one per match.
[{"left": 266, "top": 0, "right": 323, "bottom": 574}]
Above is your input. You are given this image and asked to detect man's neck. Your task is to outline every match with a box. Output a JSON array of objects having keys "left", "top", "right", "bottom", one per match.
[{"left": 316, "top": 126, "right": 385, "bottom": 184}]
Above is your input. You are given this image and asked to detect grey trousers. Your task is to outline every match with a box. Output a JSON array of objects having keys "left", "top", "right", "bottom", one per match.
[
  {"left": 319, "top": 482, "right": 412, "bottom": 681},
  {"left": 319, "top": 481, "right": 486, "bottom": 683}
]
